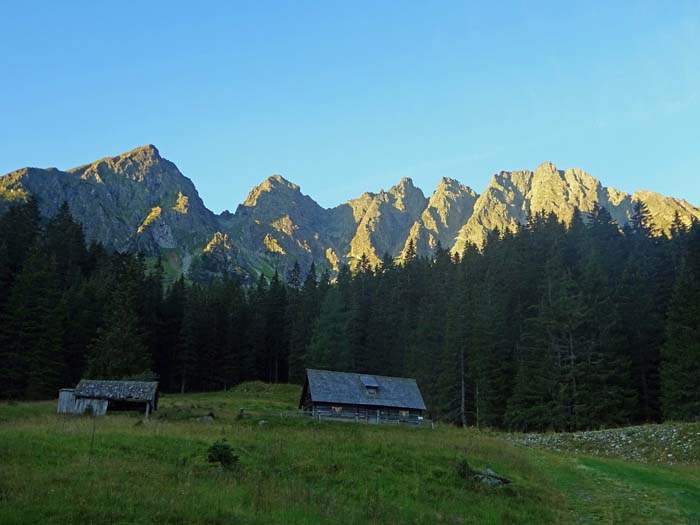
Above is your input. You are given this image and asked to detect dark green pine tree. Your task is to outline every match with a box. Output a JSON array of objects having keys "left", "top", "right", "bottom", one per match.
[
  {"left": 60, "top": 279, "right": 101, "bottom": 387},
  {"left": 668, "top": 211, "right": 688, "bottom": 277},
  {"left": 504, "top": 330, "right": 558, "bottom": 432},
  {"left": 505, "top": 245, "right": 586, "bottom": 431},
  {"left": 266, "top": 271, "right": 288, "bottom": 382},
  {"left": 630, "top": 199, "right": 657, "bottom": 237},
  {"left": 196, "top": 282, "right": 227, "bottom": 390},
  {"left": 346, "top": 254, "right": 373, "bottom": 372},
  {"left": 247, "top": 273, "right": 269, "bottom": 381},
  {"left": 660, "top": 224, "right": 700, "bottom": 420},
  {"left": 616, "top": 227, "right": 663, "bottom": 421},
  {"left": 25, "top": 297, "right": 65, "bottom": 400},
  {"left": 407, "top": 244, "right": 449, "bottom": 413},
  {"left": 221, "top": 277, "right": 251, "bottom": 387},
  {"left": 141, "top": 256, "right": 164, "bottom": 364},
  {"left": 0, "top": 245, "right": 64, "bottom": 399},
  {"left": 0, "top": 197, "right": 41, "bottom": 279},
  {"left": 365, "top": 253, "right": 400, "bottom": 375},
  {"left": 504, "top": 273, "right": 570, "bottom": 434},
  {"left": 176, "top": 284, "right": 203, "bottom": 393},
  {"left": 287, "top": 263, "right": 319, "bottom": 384},
  {"left": 436, "top": 247, "right": 474, "bottom": 425},
  {"left": 307, "top": 287, "right": 351, "bottom": 371},
  {"left": 0, "top": 240, "right": 10, "bottom": 316},
  {"left": 87, "top": 277, "right": 151, "bottom": 380},
  {"left": 286, "top": 261, "right": 301, "bottom": 290},
  {"left": 574, "top": 247, "right": 637, "bottom": 428},
  {"left": 156, "top": 276, "right": 185, "bottom": 390},
  {"left": 468, "top": 275, "right": 510, "bottom": 429},
  {"left": 44, "top": 202, "right": 88, "bottom": 288},
  {"left": 284, "top": 263, "right": 302, "bottom": 381}
]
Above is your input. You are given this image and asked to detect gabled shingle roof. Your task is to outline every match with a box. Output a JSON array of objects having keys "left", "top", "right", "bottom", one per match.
[
  {"left": 74, "top": 380, "right": 158, "bottom": 402},
  {"left": 305, "top": 369, "right": 426, "bottom": 410}
]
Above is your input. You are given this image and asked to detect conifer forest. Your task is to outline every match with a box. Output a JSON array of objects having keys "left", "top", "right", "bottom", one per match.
[{"left": 1, "top": 197, "right": 699, "bottom": 431}]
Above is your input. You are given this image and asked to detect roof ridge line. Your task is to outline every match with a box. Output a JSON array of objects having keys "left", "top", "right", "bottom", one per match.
[{"left": 306, "top": 368, "right": 418, "bottom": 382}]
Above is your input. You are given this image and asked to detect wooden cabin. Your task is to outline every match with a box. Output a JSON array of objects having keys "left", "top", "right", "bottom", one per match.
[
  {"left": 299, "top": 369, "right": 426, "bottom": 425},
  {"left": 57, "top": 380, "right": 159, "bottom": 417}
]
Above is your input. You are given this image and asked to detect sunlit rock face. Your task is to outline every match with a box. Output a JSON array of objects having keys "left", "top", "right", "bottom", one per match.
[
  {"left": 0, "top": 145, "right": 219, "bottom": 257},
  {"left": 225, "top": 176, "right": 428, "bottom": 272},
  {"left": 631, "top": 190, "right": 700, "bottom": 234},
  {"left": 402, "top": 177, "right": 478, "bottom": 258},
  {"left": 3, "top": 149, "right": 699, "bottom": 280},
  {"left": 344, "top": 177, "right": 428, "bottom": 266},
  {"left": 228, "top": 174, "right": 348, "bottom": 276},
  {"left": 451, "top": 162, "right": 700, "bottom": 254}
]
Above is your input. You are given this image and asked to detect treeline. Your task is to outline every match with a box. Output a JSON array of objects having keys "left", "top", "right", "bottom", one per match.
[{"left": 1, "top": 198, "right": 699, "bottom": 430}]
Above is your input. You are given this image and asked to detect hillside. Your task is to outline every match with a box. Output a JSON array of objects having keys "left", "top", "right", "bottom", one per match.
[
  {"left": 2, "top": 146, "right": 700, "bottom": 279},
  {"left": 0, "top": 145, "right": 221, "bottom": 276},
  {"left": 1, "top": 383, "right": 699, "bottom": 524}
]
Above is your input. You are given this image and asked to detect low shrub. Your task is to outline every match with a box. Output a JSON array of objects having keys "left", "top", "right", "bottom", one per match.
[{"left": 207, "top": 439, "right": 239, "bottom": 470}]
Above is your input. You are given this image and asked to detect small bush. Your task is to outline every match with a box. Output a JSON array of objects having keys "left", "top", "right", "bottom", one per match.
[
  {"left": 207, "top": 439, "right": 239, "bottom": 470},
  {"left": 454, "top": 457, "right": 475, "bottom": 480}
]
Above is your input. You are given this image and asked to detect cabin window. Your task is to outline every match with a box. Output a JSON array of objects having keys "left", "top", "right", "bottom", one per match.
[
  {"left": 331, "top": 406, "right": 343, "bottom": 413},
  {"left": 399, "top": 410, "right": 409, "bottom": 417},
  {"left": 360, "top": 375, "right": 380, "bottom": 396}
]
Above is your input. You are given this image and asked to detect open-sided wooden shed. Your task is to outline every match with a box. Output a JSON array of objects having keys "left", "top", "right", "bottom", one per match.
[
  {"left": 299, "top": 369, "right": 426, "bottom": 425},
  {"left": 57, "top": 380, "right": 159, "bottom": 416}
]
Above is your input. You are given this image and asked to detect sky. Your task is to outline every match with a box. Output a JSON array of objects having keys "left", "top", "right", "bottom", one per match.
[{"left": 1, "top": 1, "right": 699, "bottom": 212}]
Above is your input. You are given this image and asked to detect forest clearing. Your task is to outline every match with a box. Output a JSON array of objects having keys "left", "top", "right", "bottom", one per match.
[{"left": 1, "top": 382, "right": 698, "bottom": 524}]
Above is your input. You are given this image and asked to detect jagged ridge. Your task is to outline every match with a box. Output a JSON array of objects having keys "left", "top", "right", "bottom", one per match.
[{"left": 2, "top": 149, "right": 699, "bottom": 280}]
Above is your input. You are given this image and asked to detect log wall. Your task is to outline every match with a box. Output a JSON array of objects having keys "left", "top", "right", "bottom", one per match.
[{"left": 310, "top": 403, "right": 424, "bottom": 425}]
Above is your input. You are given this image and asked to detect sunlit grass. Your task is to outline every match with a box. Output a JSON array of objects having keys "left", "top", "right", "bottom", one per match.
[{"left": 1, "top": 383, "right": 698, "bottom": 524}]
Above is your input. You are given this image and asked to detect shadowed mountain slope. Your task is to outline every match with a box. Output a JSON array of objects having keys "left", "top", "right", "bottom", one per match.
[{"left": 2, "top": 148, "right": 698, "bottom": 279}]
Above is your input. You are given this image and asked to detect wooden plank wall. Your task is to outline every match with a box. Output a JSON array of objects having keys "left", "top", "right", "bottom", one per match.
[
  {"left": 312, "top": 404, "right": 424, "bottom": 425},
  {"left": 57, "top": 389, "right": 76, "bottom": 414},
  {"left": 57, "top": 394, "right": 109, "bottom": 416},
  {"left": 74, "top": 398, "right": 109, "bottom": 416}
]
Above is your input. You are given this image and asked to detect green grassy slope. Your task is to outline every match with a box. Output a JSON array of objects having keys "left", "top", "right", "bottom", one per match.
[{"left": 1, "top": 383, "right": 698, "bottom": 524}]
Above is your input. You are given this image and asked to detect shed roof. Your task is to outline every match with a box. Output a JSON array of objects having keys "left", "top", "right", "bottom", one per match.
[
  {"left": 304, "top": 369, "right": 426, "bottom": 410},
  {"left": 74, "top": 380, "right": 158, "bottom": 402}
]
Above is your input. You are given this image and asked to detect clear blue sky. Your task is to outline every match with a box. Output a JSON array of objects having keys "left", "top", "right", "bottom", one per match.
[{"left": 1, "top": 1, "right": 699, "bottom": 211}]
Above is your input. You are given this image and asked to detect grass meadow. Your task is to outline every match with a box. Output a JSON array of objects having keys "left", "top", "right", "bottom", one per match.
[{"left": 1, "top": 382, "right": 699, "bottom": 524}]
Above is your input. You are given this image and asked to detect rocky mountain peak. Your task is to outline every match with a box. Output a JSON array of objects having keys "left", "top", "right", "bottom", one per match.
[
  {"left": 402, "top": 176, "right": 479, "bottom": 257},
  {"left": 0, "top": 145, "right": 218, "bottom": 262},
  {"left": 435, "top": 177, "right": 461, "bottom": 190},
  {"left": 534, "top": 161, "right": 559, "bottom": 177},
  {"left": 66, "top": 143, "right": 169, "bottom": 185},
  {"left": 127, "top": 143, "right": 161, "bottom": 159},
  {"left": 394, "top": 176, "right": 415, "bottom": 188},
  {"left": 387, "top": 177, "right": 426, "bottom": 213},
  {"left": 242, "top": 174, "right": 302, "bottom": 208},
  {"left": 3, "top": 148, "right": 700, "bottom": 281},
  {"left": 433, "top": 177, "right": 476, "bottom": 198},
  {"left": 266, "top": 174, "right": 298, "bottom": 188}
]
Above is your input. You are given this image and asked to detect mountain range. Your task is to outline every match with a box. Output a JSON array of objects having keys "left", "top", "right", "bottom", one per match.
[{"left": 1, "top": 145, "right": 699, "bottom": 280}]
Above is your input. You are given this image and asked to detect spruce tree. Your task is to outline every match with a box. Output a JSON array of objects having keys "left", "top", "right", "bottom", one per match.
[
  {"left": 660, "top": 225, "right": 700, "bottom": 420},
  {"left": 87, "top": 278, "right": 151, "bottom": 379},
  {"left": 0, "top": 245, "right": 64, "bottom": 399},
  {"left": 307, "top": 287, "right": 350, "bottom": 371},
  {"left": 287, "top": 263, "right": 318, "bottom": 383}
]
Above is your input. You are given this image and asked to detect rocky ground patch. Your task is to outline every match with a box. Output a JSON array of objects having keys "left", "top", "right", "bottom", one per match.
[{"left": 506, "top": 422, "right": 700, "bottom": 465}]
